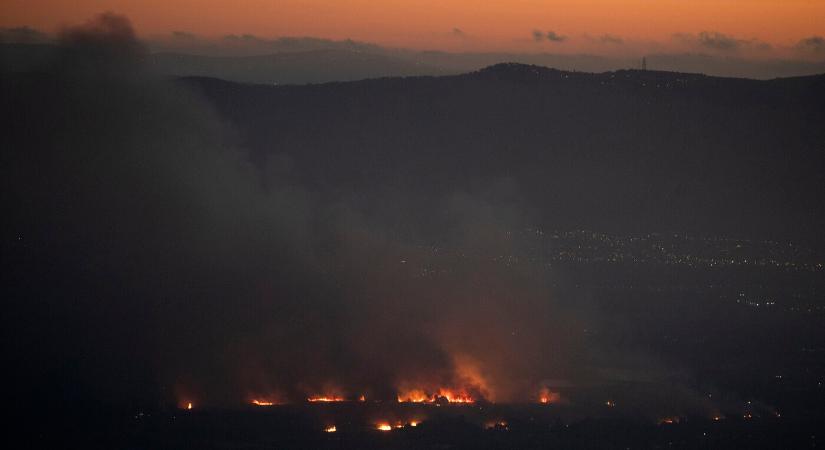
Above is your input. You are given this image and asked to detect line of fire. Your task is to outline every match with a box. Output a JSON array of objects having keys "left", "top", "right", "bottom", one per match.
[{"left": 172, "top": 383, "right": 779, "bottom": 435}]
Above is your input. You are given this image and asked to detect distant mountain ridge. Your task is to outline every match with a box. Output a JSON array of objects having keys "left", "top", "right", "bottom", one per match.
[
  {"left": 5, "top": 42, "right": 825, "bottom": 84},
  {"left": 181, "top": 64, "right": 825, "bottom": 244},
  {"left": 148, "top": 49, "right": 452, "bottom": 84}
]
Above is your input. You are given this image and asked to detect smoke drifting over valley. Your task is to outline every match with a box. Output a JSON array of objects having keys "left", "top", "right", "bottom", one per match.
[
  {"left": 1, "top": 13, "right": 637, "bottom": 412},
  {"left": 4, "top": 15, "right": 825, "bottom": 441}
]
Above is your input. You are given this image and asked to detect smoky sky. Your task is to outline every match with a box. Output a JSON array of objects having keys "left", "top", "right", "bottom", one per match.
[
  {"left": 796, "top": 36, "right": 825, "bottom": 54},
  {"left": 2, "top": 13, "right": 742, "bottom": 418},
  {"left": 2, "top": 13, "right": 583, "bottom": 408}
]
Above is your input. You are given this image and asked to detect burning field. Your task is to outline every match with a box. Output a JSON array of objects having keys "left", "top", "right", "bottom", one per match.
[{"left": 138, "top": 395, "right": 797, "bottom": 450}]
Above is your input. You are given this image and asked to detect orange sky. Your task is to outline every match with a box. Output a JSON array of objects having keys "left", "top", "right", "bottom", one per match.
[{"left": 2, "top": 0, "right": 824, "bottom": 51}]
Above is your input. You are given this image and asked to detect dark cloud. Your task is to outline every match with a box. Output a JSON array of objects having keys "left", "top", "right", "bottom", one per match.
[
  {"left": 795, "top": 36, "right": 825, "bottom": 54},
  {"left": 546, "top": 31, "right": 567, "bottom": 42},
  {"left": 533, "top": 30, "right": 566, "bottom": 43}
]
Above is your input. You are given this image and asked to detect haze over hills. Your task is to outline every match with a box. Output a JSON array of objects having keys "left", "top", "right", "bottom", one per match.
[
  {"left": 180, "top": 63, "right": 825, "bottom": 245},
  {"left": 4, "top": 37, "right": 825, "bottom": 84},
  {"left": 150, "top": 50, "right": 825, "bottom": 83}
]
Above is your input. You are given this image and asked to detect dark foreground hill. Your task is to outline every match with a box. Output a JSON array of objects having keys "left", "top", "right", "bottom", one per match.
[{"left": 183, "top": 64, "right": 825, "bottom": 244}]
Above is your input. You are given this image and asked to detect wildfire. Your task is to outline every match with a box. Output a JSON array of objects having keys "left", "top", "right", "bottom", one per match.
[
  {"left": 439, "top": 389, "right": 475, "bottom": 403},
  {"left": 658, "top": 416, "right": 680, "bottom": 425},
  {"left": 397, "top": 389, "right": 431, "bottom": 403},
  {"left": 538, "top": 387, "right": 560, "bottom": 404},
  {"left": 307, "top": 396, "right": 346, "bottom": 403},
  {"left": 358, "top": 394, "right": 366, "bottom": 402},
  {"left": 396, "top": 388, "right": 475, "bottom": 404},
  {"left": 324, "top": 425, "right": 337, "bottom": 433},
  {"left": 251, "top": 399, "right": 274, "bottom": 406},
  {"left": 376, "top": 423, "right": 393, "bottom": 431},
  {"left": 180, "top": 402, "right": 193, "bottom": 410}
]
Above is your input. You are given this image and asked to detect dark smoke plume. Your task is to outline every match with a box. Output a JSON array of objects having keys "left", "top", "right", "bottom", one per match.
[{"left": 2, "top": 13, "right": 718, "bottom": 421}]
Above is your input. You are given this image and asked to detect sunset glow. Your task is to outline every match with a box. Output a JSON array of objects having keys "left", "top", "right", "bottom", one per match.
[{"left": 2, "top": 0, "right": 823, "bottom": 53}]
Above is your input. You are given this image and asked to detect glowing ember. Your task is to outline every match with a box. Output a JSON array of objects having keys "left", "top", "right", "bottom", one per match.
[
  {"left": 605, "top": 400, "right": 615, "bottom": 407},
  {"left": 251, "top": 399, "right": 274, "bottom": 406},
  {"left": 376, "top": 423, "right": 393, "bottom": 431},
  {"left": 538, "top": 387, "right": 560, "bottom": 404},
  {"left": 307, "top": 396, "right": 346, "bottom": 402},
  {"left": 358, "top": 395, "right": 366, "bottom": 402},
  {"left": 182, "top": 402, "right": 192, "bottom": 410},
  {"left": 658, "top": 417, "right": 680, "bottom": 425},
  {"left": 409, "top": 421, "right": 419, "bottom": 427},
  {"left": 485, "top": 421, "right": 509, "bottom": 430},
  {"left": 324, "top": 425, "right": 337, "bottom": 433}
]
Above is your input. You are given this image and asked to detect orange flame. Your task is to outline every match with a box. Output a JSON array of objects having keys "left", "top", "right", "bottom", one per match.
[
  {"left": 396, "top": 388, "right": 476, "bottom": 404},
  {"left": 307, "top": 396, "right": 346, "bottom": 402},
  {"left": 437, "top": 389, "right": 475, "bottom": 403},
  {"left": 324, "top": 425, "right": 337, "bottom": 433},
  {"left": 376, "top": 422, "right": 393, "bottom": 431},
  {"left": 538, "top": 387, "right": 560, "bottom": 404},
  {"left": 251, "top": 399, "right": 274, "bottom": 406},
  {"left": 397, "top": 389, "right": 432, "bottom": 403}
]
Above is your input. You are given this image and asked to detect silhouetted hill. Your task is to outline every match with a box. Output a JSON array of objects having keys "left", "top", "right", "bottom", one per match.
[
  {"left": 149, "top": 49, "right": 452, "bottom": 84},
  {"left": 183, "top": 64, "right": 825, "bottom": 243}
]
